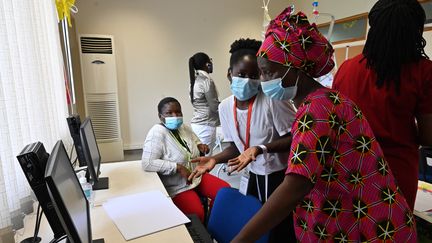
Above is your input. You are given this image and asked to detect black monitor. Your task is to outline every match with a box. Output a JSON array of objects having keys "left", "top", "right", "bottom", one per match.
[
  {"left": 80, "top": 118, "right": 109, "bottom": 190},
  {"left": 45, "top": 140, "right": 104, "bottom": 243},
  {"left": 67, "top": 115, "right": 87, "bottom": 167},
  {"left": 16, "top": 142, "right": 65, "bottom": 241}
]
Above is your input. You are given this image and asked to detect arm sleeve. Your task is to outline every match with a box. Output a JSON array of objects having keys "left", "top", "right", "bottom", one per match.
[
  {"left": 416, "top": 61, "right": 432, "bottom": 115},
  {"left": 219, "top": 102, "right": 234, "bottom": 142},
  {"left": 141, "top": 127, "right": 177, "bottom": 175},
  {"left": 187, "top": 125, "right": 202, "bottom": 146},
  {"left": 332, "top": 61, "right": 348, "bottom": 90},
  {"left": 204, "top": 79, "right": 220, "bottom": 113},
  {"left": 269, "top": 99, "right": 296, "bottom": 136},
  {"left": 286, "top": 105, "right": 328, "bottom": 184}
]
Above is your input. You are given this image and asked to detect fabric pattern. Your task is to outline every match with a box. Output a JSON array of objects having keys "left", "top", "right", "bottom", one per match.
[
  {"left": 257, "top": 6, "right": 334, "bottom": 78},
  {"left": 286, "top": 88, "right": 416, "bottom": 242}
]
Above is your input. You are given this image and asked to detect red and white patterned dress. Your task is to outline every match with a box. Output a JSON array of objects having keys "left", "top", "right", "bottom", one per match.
[{"left": 286, "top": 88, "right": 416, "bottom": 242}]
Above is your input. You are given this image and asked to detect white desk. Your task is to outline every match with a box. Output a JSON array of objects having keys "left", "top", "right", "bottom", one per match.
[
  {"left": 15, "top": 160, "right": 193, "bottom": 243},
  {"left": 414, "top": 180, "right": 432, "bottom": 224}
]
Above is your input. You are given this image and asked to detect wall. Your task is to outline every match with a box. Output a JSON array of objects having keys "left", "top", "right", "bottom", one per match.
[
  {"left": 294, "top": 0, "right": 432, "bottom": 63},
  {"left": 74, "top": 0, "right": 289, "bottom": 149},
  {"left": 292, "top": 0, "right": 377, "bottom": 23}
]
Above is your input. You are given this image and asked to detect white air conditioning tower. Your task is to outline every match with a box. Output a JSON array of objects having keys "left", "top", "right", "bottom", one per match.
[{"left": 79, "top": 34, "right": 124, "bottom": 162}]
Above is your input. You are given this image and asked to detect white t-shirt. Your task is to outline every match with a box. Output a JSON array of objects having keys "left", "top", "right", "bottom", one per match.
[{"left": 219, "top": 92, "right": 296, "bottom": 175}]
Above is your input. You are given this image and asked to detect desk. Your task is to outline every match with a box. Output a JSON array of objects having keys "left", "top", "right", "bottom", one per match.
[
  {"left": 414, "top": 180, "right": 432, "bottom": 224},
  {"left": 15, "top": 160, "right": 193, "bottom": 243}
]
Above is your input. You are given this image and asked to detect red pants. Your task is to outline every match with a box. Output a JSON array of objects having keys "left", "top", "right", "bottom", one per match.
[{"left": 172, "top": 173, "right": 230, "bottom": 222}]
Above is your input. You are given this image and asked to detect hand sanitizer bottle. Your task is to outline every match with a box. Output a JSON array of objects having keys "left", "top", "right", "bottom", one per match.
[{"left": 78, "top": 171, "right": 94, "bottom": 207}]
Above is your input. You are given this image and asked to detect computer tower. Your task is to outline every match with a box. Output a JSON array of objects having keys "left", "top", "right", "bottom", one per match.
[
  {"left": 67, "top": 114, "right": 87, "bottom": 167},
  {"left": 17, "top": 142, "right": 65, "bottom": 239}
]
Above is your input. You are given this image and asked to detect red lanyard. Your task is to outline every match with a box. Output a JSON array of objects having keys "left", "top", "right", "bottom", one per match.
[{"left": 233, "top": 96, "right": 256, "bottom": 151}]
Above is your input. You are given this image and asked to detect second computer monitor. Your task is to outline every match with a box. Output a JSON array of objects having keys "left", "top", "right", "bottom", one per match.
[
  {"left": 45, "top": 140, "right": 92, "bottom": 243},
  {"left": 80, "top": 117, "right": 109, "bottom": 190}
]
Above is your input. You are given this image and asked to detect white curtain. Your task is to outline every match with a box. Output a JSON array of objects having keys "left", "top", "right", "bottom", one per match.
[{"left": 0, "top": 0, "right": 70, "bottom": 231}]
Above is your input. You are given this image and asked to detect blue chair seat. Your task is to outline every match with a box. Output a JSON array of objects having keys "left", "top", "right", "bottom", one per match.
[{"left": 207, "top": 187, "right": 269, "bottom": 243}]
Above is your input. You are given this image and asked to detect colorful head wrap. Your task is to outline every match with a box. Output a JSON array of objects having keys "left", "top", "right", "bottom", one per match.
[{"left": 257, "top": 7, "right": 335, "bottom": 78}]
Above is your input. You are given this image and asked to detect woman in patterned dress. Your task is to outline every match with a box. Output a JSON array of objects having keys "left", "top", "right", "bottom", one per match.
[{"left": 233, "top": 7, "right": 416, "bottom": 243}]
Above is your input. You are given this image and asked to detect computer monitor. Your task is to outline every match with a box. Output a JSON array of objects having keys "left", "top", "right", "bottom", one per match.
[
  {"left": 16, "top": 142, "right": 66, "bottom": 240},
  {"left": 67, "top": 114, "right": 87, "bottom": 167},
  {"left": 45, "top": 140, "right": 104, "bottom": 243},
  {"left": 80, "top": 118, "right": 109, "bottom": 190}
]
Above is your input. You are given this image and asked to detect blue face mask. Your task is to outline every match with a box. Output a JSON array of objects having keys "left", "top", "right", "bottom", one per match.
[
  {"left": 261, "top": 69, "right": 299, "bottom": 100},
  {"left": 164, "top": 116, "right": 183, "bottom": 130},
  {"left": 230, "top": 76, "right": 260, "bottom": 101}
]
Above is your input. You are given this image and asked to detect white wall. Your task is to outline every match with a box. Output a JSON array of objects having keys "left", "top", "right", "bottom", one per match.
[
  {"left": 292, "top": 0, "right": 377, "bottom": 23},
  {"left": 74, "top": 0, "right": 289, "bottom": 149},
  {"left": 294, "top": 0, "right": 432, "bottom": 54},
  {"left": 75, "top": 0, "right": 432, "bottom": 149}
]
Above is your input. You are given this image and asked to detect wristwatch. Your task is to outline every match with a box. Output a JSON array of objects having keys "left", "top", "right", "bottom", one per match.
[{"left": 257, "top": 145, "right": 267, "bottom": 155}]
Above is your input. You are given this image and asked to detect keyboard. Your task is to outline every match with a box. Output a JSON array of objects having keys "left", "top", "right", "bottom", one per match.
[{"left": 185, "top": 214, "right": 213, "bottom": 243}]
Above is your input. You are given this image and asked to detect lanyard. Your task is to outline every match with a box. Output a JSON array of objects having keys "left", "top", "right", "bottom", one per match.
[
  {"left": 170, "top": 130, "right": 191, "bottom": 153},
  {"left": 167, "top": 129, "right": 193, "bottom": 171},
  {"left": 233, "top": 96, "right": 256, "bottom": 151}
]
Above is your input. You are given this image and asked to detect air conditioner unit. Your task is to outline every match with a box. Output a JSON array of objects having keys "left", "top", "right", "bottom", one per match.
[{"left": 78, "top": 34, "right": 124, "bottom": 162}]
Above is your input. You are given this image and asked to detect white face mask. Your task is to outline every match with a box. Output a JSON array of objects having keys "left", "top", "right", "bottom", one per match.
[{"left": 261, "top": 68, "right": 299, "bottom": 100}]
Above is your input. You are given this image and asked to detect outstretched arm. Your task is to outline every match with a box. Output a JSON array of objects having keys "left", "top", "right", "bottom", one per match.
[
  {"left": 188, "top": 142, "right": 240, "bottom": 181},
  {"left": 228, "top": 133, "right": 292, "bottom": 172}
]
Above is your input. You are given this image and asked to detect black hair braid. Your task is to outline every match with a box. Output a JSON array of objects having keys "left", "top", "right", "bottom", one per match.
[
  {"left": 229, "top": 38, "right": 262, "bottom": 68},
  {"left": 363, "top": 0, "right": 428, "bottom": 92},
  {"left": 189, "top": 52, "right": 210, "bottom": 103}
]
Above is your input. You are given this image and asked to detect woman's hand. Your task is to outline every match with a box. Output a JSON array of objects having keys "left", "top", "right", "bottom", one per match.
[
  {"left": 177, "top": 164, "right": 192, "bottom": 184},
  {"left": 227, "top": 146, "right": 261, "bottom": 173},
  {"left": 197, "top": 144, "right": 210, "bottom": 154},
  {"left": 188, "top": 157, "right": 217, "bottom": 181}
]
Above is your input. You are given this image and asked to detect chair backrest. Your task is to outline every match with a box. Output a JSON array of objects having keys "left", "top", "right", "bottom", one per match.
[
  {"left": 207, "top": 188, "right": 269, "bottom": 243},
  {"left": 419, "top": 147, "right": 432, "bottom": 183}
]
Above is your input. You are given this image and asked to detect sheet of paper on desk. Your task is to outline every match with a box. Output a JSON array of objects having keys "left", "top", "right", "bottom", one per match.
[
  {"left": 102, "top": 190, "right": 190, "bottom": 241},
  {"left": 414, "top": 189, "right": 432, "bottom": 212}
]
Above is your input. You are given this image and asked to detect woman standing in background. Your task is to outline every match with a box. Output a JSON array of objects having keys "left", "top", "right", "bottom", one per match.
[
  {"left": 189, "top": 52, "right": 220, "bottom": 152},
  {"left": 333, "top": 0, "right": 432, "bottom": 210}
]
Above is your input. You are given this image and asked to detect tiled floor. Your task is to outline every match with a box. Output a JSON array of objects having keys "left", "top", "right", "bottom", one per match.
[{"left": 123, "top": 149, "right": 241, "bottom": 189}]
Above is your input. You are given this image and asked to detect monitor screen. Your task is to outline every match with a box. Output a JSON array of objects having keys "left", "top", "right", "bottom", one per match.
[
  {"left": 80, "top": 118, "right": 101, "bottom": 181},
  {"left": 45, "top": 140, "right": 91, "bottom": 243}
]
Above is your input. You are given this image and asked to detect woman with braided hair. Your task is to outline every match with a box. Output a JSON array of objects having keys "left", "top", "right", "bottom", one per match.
[
  {"left": 189, "top": 52, "right": 220, "bottom": 153},
  {"left": 333, "top": 0, "right": 432, "bottom": 210}
]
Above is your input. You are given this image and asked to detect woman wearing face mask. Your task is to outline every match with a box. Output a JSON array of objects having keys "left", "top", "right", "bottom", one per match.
[
  {"left": 232, "top": 7, "right": 416, "bottom": 242},
  {"left": 190, "top": 38, "right": 297, "bottom": 242},
  {"left": 142, "top": 97, "right": 230, "bottom": 223},
  {"left": 189, "top": 52, "right": 220, "bottom": 152}
]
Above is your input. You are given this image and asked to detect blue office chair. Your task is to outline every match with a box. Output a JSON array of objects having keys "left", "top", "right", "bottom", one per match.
[{"left": 207, "top": 188, "right": 269, "bottom": 243}]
